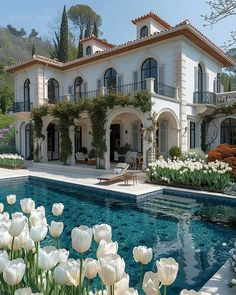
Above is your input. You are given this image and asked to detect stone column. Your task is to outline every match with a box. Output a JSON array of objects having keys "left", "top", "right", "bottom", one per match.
[
  {"left": 180, "top": 100, "right": 188, "bottom": 152},
  {"left": 69, "top": 126, "right": 75, "bottom": 165},
  {"left": 145, "top": 78, "right": 155, "bottom": 94},
  {"left": 99, "top": 87, "right": 107, "bottom": 96}
]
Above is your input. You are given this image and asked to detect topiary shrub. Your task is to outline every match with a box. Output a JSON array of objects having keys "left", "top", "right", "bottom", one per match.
[
  {"left": 207, "top": 151, "right": 223, "bottom": 162},
  {"left": 169, "top": 146, "right": 181, "bottom": 159}
]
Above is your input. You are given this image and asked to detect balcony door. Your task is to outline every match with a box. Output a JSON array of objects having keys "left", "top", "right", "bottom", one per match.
[
  {"left": 141, "top": 58, "right": 158, "bottom": 92},
  {"left": 47, "top": 123, "right": 59, "bottom": 161}
]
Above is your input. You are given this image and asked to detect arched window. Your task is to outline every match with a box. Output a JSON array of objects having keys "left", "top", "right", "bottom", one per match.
[
  {"left": 48, "top": 78, "right": 59, "bottom": 104},
  {"left": 140, "top": 26, "right": 148, "bottom": 38},
  {"left": 24, "top": 79, "right": 30, "bottom": 111},
  {"left": 141, "top": 58, "right": 158, "bottom": 92},
  {"left": 198, "top": 63, "right": 203, "bottom": 93},
  {"left": 221, "top": 118, "right": 236, "bottom": 145},
  {"left": 86, "top": 46, "right": 92, "bottom": 56},
  {"left": 104, "top": 68, "right": 117, "bottom": 90},
  {"left": 217, "top": 73, "right": 221, "bottom": 93},
  {"left": 74, "top": 77, "right": 83, "bottom": 100}
]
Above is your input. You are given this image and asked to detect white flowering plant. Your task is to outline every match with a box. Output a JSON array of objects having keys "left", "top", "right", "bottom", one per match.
[
  {"left": 180, "top": 149, "right": 207, "bottom": 163},
  {"left": 147, "top": 158, "right": 232, "bottom": 191},
  {"left": 0, "top": 154, "right": 24, "bottom": 169},
  {"left": 0, "top": 194, "right": 205, "bottom": 295}
]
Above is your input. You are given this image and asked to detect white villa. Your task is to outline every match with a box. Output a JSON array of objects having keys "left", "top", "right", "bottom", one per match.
[{"left": 5, "top": 11, "right": 236, "bottom": 169}]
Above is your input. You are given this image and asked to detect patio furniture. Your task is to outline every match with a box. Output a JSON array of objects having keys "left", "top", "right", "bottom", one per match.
[
  {"left": 97, "top": 163, "right": 129, "bottom": 184},
  {"left": 124, "top": 172, "right": 138, "bottom": 186},
  {"left": 75, "top": 152, "right": 88, "bottom": 162}
]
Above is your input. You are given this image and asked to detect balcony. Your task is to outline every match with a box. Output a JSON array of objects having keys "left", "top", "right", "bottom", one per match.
[
  {"left": 193, "top": 91, "right": 217, "bottom": 105},
  {"left": 13, "top": 102, "right": 33, "bottom": 112},
  {"left": 216, "top": 91, "right": 236, "bottom": 105}
]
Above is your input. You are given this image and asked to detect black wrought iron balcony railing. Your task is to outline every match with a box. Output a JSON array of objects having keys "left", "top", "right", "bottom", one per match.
[
  {"left": 13, "top": 102, "right": 33, "bottom": 112},
  {"left": 157, "top": 82, "right": 176, "bottom": 99},
  {"left": 193, "top": 91, "right": 217, "bottom": 105}
]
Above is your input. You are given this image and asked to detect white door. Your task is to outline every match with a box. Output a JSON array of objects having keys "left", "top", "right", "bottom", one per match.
[{"left": 159, "top": 122, "right": 168, "bottom": 156}]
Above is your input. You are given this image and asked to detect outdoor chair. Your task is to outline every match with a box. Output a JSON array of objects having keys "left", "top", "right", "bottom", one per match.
[{"left": 97, "top": 163, "right": 129, "bottom": 184}]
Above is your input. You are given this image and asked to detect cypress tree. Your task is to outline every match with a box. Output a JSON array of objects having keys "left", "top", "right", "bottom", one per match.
[
  {"left": 84, "top": 21, "right": 91, "bottom": 38},
  {"left": 58, "top": 5, "right": 69, "bottom": 62},
  {"left": 78, "top": 31, "right": 83, "bottom": 58},
  {"left": 92, "top": 22, "right": 98, "bottom": 37},
  {"left": 228, "top": 80, "right": 232, "bottom": 92},
  {"left": 31, "top": 44, "right": 36, "bottom": 56}
]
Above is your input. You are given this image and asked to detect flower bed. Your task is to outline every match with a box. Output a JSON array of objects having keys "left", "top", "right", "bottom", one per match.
[
  {"left": 0, "top": 153, "right": 24, "bottom": 169},
  {"left": 146, "top": 158, "right": 232, "bottom": 192},
  {"left": 0, "top": 195, "right": 207, "bottom": 295}
]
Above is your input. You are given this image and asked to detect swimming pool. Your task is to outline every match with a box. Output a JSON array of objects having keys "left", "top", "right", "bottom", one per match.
[{"left": 0, "top": 176, "right": 236, "bottom": 294}]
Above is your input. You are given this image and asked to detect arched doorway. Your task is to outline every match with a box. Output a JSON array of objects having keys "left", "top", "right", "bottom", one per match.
[
  {"left": 25, "top": 123, "right": 34, "bottom": 160},
  {"left": 221, "top": 118, "right": 236, "bottom": 145},
  {"left": 47, "top": 123, "right": 59, "bottom": 161}
]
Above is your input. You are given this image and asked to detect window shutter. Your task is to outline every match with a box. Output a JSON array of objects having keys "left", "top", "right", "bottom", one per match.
[
  {"left": 133, "top": 70, "right": 139, "bottom": 90},
  {"left": 194, "top": 67, "right": 198, "bottom": 91},
  {"left": 97, "top": 79, "right": 102, "bottom": 89},
  {"left": 68, "top": 85, "right": 72, "bottom": 95},
  {"left": 83, "top": 82, "right": 88, "bottom": 98},
  {"left": 204, "top": 73, "right": 209, "bottom": 91},
  {"left": 158, "top": 65, "right": 165, "bottom": 84},
  {"left": 213, "top": 78, "right": 217, "bottom": 93}
]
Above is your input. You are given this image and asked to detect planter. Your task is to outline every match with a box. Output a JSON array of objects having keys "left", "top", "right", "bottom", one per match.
[
  {"left": 118, "top": 155, "right": 126, "bottom": 163},
  {"left": 87, "top": 158, "right": 96, "bottom": 165}
]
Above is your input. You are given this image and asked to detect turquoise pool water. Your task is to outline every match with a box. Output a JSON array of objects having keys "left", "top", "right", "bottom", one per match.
[{"left": 0, "top": 177, "right": 236, "bottom": 294}]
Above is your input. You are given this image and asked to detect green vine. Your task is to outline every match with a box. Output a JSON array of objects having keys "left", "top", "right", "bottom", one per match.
[{"left": 31, "top": 91, "right": 151, "bottom": 167}]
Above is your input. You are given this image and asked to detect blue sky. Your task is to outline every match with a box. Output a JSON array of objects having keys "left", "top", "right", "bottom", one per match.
[{"left": 0, "top": 0, "right": 235, "bottom": 47}]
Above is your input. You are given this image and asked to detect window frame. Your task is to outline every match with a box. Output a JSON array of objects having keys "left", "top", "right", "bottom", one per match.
[
  {"left": 48, "top": 78, "right": 59, "bottom": 104},
  {"left": 190, "top": 122, "right": 196, "bottom": 149},
  {"left": 74, "top": 76, "right": 83, "bottom": 100},
  {"left": 140, "top": 26, "right": 148, "bottom": 38},
  {"left": 24, "top": 79, "right": 30, "bottom": 111},
  {"left": 104, "top": 68, "right": 117, "bottom": 90},
  {"left": 141, "top": 58, "right": 158, "bottom": 92},
  {"left": 86, "top": 46, "right": 92, "bottom": 56}
]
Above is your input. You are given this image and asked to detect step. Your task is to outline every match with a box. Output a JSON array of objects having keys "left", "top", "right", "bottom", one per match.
[
  {"left": 154, "top": 194, "right": 197, "bottom": 205},
  {"left": 148, "top": 198, "right": 198, "bottom": 210},
  {"left": 139, "top": 202, "right": 192, "bottom": 213}
]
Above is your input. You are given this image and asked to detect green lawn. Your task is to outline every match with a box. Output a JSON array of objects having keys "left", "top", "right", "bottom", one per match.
[{"left": 0, "top": 113, "right": 15, "bottom": 129}]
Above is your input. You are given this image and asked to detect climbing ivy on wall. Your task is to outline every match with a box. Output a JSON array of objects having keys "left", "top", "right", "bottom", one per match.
[{"left": 31, "top": 91, "right": 151, "bottom": 167}]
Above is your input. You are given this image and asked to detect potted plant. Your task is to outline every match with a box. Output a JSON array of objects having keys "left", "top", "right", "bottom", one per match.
[
  {"left": 117, "top": 146, "right": 127, "bottom": 163},
  {"left": 87, "top": 148, "right": 96, "bottom": 165}
]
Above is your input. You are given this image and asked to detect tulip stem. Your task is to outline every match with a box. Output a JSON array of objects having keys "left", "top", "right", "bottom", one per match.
[
  {"left": 79, "top": 256, "right": 83, "bottom": 294},
  {"left": 35, "top": 242, "right": 39, "bottom": 283},
  {"left": 164, "top": 285, "right": 167, "bottom": 295},
  {"left": 110, "top": 285, "right": 113, "bottom": 295},
  {"left": 139, "top": 263, "right": 144, "bottom": 289},
  {"left": 101, "top": 281, "right": 104, "bottom": 295},
  {"left": 10, "top": 237, "right": 15, "bottom": 260},
  {"left": 87, "top": 278, "right": 90, "bottom": 295}
]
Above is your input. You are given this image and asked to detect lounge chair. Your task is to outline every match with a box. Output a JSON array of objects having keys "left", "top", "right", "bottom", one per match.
[{"left": 97, "top": 163, "right": 129, "bottom": 184}]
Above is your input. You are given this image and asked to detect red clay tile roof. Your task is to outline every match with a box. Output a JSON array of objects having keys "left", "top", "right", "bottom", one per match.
[
  {"left": 131, "top": 11, "right": 172, "bottom": 30},
  {"left": 5, "top": 20, "right": 235, "bottom": 72},
  {"left": 80, "top": 35, "right": 115, "bottom": 48}
]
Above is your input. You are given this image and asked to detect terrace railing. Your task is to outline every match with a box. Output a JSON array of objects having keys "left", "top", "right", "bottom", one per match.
[
  {"left": 216, "top": 91, "right": 236, "bottom": 105},
  {"left": 193, "top": 91, "right": 217, "bottom": 105},
  {"left": 13, "top": 102, "right": 33, "bottom": 112}
]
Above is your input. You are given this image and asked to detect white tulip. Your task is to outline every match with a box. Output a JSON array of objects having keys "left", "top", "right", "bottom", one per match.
[
  {"left": 63, "top": 259, "right": 82, "bottom": 286},
  {"left": 0, "top": 228, "right": 11, "bottom": 249},
  {"left": 52, "top": 203, "right": 64, "bottom": 216},
  {"left": 98, "top": 254, "right": 125, "bottom": 286},
  {"left": 12, "top": 212, "right": 24, "bottom": 220},
  {"left": 14, "top": 287, "right": 32, "bottom": 295},
  {"left": 58, "top": 249, "right": 70, "bottom": 263},
  {"left": 93, "top": 224, "right": 112, "bottom": 243},
  {"left": 0, "top": 212, "right": 9, "bottom": 222},
  {"left": 7, "top": 194, "right": 16, "bottom": 205},
  {"left": 124, "top": 288, "right": 138, "bottom": 295},
  {"left": 23, "top": 237, "right": 35, "bottom": 251},
  {"left": 97, "top": 240, "right": 118, "bottom": 258},
  {"left": 30, "top": 224, "right": 48, "bottom": 242},
  {"left": 3, "top": 258, "right": 26, "bottom": 286},
  {"left": 54, "top": 262, "right": 70, "bottom": 285},
  {"left": 72, "top": 226, "right": 93, "bottom": 253},
  {"left": 0, "top": 250, "right": 8, "bottom": 273},
  {"left": 0, "top": 203, "right": 4, "bottom": 213},
  {"left": 49, "top": 221, "right": 64, "bottom": 238},
  {"left": 114, "top": 273, "right": 130, "bottom": 295},
  {"left": 8, "top": 217, "right": 26, "bottom": 237},
  {"left": 33, "top": 206, "right": 45, "bottom": 217},
  {"left": 156, "top": 257, "right": 179, "bottom": 286},
  {"left": 142, "top": 271, "right": 160, "bottom": 295},
  {"left": 133, "top": 246, "right": 153, "bottom": 265},
  {"left": 38, "top": 246, "right": 59, "bottom": 270},
  {"left": 84, "top": 258, "right": 98, "bottom": 279},
  {"left": 8, "top": 236, "right": 24, "bottom": 251},
  {"left": 20, "top": 198, "right": 35, "bottom": 214},
  {"left": 29, "top": 210, "right": 46, "bottom": 227}
]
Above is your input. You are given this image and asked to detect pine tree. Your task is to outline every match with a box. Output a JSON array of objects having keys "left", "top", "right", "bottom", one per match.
[
  {"left": 78, "top": 31, "right": 84, "bottom": 58},
  {"left": 92, "top": 22, "right": 98, "bottom": 37},
  {"left": 58, "top": 6, "right": 69, "bottom": 62},
  {"left": 31, "top": 44, "right": 36, "bottom": 56},
  {"left": 84, "top": 21, "right": 91, "bottom": 38}
]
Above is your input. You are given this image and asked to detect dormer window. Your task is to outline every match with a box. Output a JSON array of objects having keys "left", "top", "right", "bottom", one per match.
[
  {"left": 86, "top": 46, "right": 92, "bottom": 56},
  {"left": 140, "top": 26, "right": 148, "bottom": 38}
]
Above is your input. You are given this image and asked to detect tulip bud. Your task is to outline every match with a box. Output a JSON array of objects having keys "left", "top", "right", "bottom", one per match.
[
  {"left": 0, "top": 203, "right": 4, "bottom": 213},
  {"left": 84, "top": 258, "right": 98, "bottom": 279},
  {"left": 49, "top": 221, "right": 64, "bottom": 238},
  {"left": 0, "top": 250, "right": 8, "bottom": 273},
  {"left": 7, "top": 194, "right": 16, "bottom": 205},
  {"left": 38, "top": 247, "right": 60, "bottom": 271},
  {"left": 8, "top": 217, "right": 26, "bottom": 237},
  {"left": 30, "top": 224, "right": 48, "bottom": 242},
  {"left": 133, "top": 246, "right": 153, "bottom": 265},
  {"left": 3, "top": 258, "right": 26, "bottom": 286},
  {"left": 142, "top": 271, "right": 160, "bottom": 295},
  {"left": 97, "top": 240, "right": 118, "bottom": 259},
  {"left": 156, "top": 257, "right": 179, "bottom": 286},
  {"left": 52, "top": 203, "right": 64, "bottom": 216},
  {"left": 23, "top": 237, "right": 35, "bottom": 251},
  {"left": 72, "top": 226, "right": 92, "bottom": 253},
  {"left": 93, "top": 224, "right": 112, "bottom": 243},
  {"left": 20, "top": 198, "right": 35, "bottom": 214}
]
